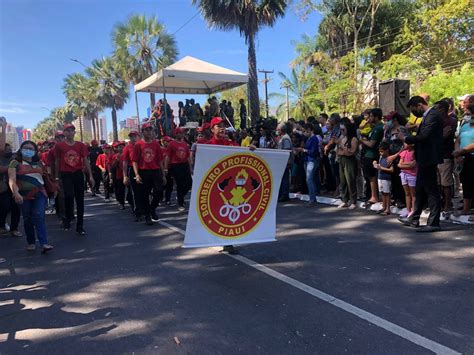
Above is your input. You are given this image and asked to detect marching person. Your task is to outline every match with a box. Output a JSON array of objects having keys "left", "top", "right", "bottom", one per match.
[
  {"left": 165, "top": 128, "right": 192, "bottom": 211},
  {"left": 205, "top": 117, "right": 256, "bottom": 254},
  {"left": 96, "top": 144, "right": 112, "bottom": 202},
  {"left": 132, "top": 122, "right": 166, "bottom": 225},
  {"left": 122, "top": 130, "right": 139, "bottom": 215},
  {"left": 89, "top": 139, "right": 103, "bottom": 196},
  {"left": 8, "top": 140, "right": 53, "bottom": 253},
  {"left": 54, "top": 124, "right": 94, "bottom": 235},
  {"left": 110, "top": 141, "right": 126, "bottom": 209},
  {"left": 159, "top": 136, "right": 174, "bottom": 206}
]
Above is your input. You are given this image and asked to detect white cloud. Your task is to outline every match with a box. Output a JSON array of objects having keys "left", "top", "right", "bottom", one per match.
[{"left": 0, "top": 106, "right": 28, "bottom": 114}]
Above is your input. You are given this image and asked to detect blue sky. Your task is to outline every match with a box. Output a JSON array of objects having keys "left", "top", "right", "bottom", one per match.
[{"left": 0, "top": 0, "right": 321, "bottom": 131}]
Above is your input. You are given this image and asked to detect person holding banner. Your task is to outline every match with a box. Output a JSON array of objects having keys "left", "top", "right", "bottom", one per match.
[{"left": 132, "top": 123, "right": 166, "bottom": 226}]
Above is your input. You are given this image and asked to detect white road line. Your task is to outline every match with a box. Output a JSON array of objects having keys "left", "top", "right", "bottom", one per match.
[{"left": 158, "top": 220, "right": 461, "bottom": 355}]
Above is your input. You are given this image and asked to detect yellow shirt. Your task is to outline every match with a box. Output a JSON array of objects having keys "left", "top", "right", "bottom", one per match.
[
  {"left": 407, "top": 115, "right": 423, "bottom": 135},
  {"left": 241, "top": 136, "right": 252, "bottom": 147},
  {"left": 359, "top": 119, "right": 372, "bottom": 136}
]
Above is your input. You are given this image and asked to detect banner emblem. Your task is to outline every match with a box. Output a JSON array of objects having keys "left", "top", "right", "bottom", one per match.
[{"left": 197, "top": 153, "right": 272, "bottom": 239}]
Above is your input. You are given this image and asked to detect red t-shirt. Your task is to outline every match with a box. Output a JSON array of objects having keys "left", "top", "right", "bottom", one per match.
[
  {"left": 54, "top": 141, "right": 88, "bottom": 173},
  {"left": 40, "top": 151, "right": 50, "bottom": 167},
  {"left": 132, "top": 140, "right": 164, "bottom": 170},
  {"left": 167, "top": 140, "right": 190, "bottom": 165},
  {"left": 121, "top": 143, "right": 134, "bottom": 163},
  {"left": 110, "top": 153, "right": 124, "bottom": 179},
  {"left": 206, "top": 137, "right": 230, "bottom": 146},
  {"left": 96, "top": 153, "right": 107, "bottom": 170}
]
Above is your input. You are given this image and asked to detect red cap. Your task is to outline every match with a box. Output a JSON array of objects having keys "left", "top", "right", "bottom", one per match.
[
  {"left": 63, "top": 123, "right": 75, "bottom": 130},
  {"left": 102, "top": 144, "right": 111, "bottom": 149},
  {"left": 198, "top": 123, "right": 211, "bottom": 132},
  {"left": 112, "top": 141, "right": 125, "bottom": 147},
  {"left": 91, "top": 139, "right": 99, "bottom": 147},
  {"left": 210, "top": 117, "right": 224, "bottom": 128},
  {"left": 141, "top": 122, "right": 153, "bottom": 130},
  {"left": 174, "top": 127, "right": 185, "bottom": 135},
  {"left": 162, "top": 136, "right": 172, "bottom": 142},
  {"left": 128, "top": 130, "right": 139, "bottom": 136},
  {"left": 55, "top": 130, "right": 65, "bottom": 137}
]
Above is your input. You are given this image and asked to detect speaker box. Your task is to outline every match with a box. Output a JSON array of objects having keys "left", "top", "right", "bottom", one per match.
[{"left": 379, "top": 79, "right": 410, "bottom": 117}]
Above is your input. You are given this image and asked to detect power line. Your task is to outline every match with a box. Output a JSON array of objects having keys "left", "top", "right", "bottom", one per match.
[{"left": 172, "top": 11, "right": 200, "bottom": 35}]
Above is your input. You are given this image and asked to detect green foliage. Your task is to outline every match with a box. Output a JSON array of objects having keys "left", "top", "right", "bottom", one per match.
[{"left": 32, "top": 106, "right": 75, "bottom": 141}]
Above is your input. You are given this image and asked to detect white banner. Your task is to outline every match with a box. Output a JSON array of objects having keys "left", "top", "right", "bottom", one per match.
[{"left": 183, "top": 145, "right": 289, "bottom": 248}]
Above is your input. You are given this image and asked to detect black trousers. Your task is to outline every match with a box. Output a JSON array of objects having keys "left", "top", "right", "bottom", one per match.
[
  {"left": 412, "top": 164, "right": 441, "bottom": 227},
  {"left": 102, "top": 171, "right": 111, "bottom": 199},
  {"left": 0, "top": 189, "right": 21, "bottom": 231},
  {"left": 92, "top": 166, "right": 102, "bottom": 193},
  {"left": 135, "top": 169, "right": 163, "bottom": 217},
  {"left": 60, "top": 170, "right": 85, "bottom": 227},
  {"left": 157, "top": 170, "right": 174, "bottom": 203},
  {"left": 126, "top": 168, "right": 136, "bottom": 212},
  {"left": 170, "top": 163, "right": 192, "bottom": 206},
  {"left": 113, "top": 177, "right": 125, "bottom": 205}
]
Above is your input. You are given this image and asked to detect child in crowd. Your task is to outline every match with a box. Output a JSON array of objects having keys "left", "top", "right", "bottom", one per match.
[
  {"left": 373, "top": 142, "right": 394, "bottom": 215},
  {"left": 398, "top": 142, "right": 417, "bottom": 218}
]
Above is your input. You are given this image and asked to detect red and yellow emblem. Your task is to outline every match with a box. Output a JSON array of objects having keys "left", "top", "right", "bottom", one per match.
[{"left": 197, "top": 153, "right": 272, "bottom": 239}]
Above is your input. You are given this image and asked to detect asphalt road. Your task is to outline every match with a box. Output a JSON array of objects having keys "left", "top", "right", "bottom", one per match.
[{"left": 0, "top": 194, "right": 473, "bottom": 354}]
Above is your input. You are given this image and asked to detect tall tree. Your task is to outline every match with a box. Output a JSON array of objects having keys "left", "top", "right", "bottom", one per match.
[
  {"left": 87, "top": 57, "right": 129, "bottom": 142},
  {"left": 193, "top": 0, "right": 287, "bottom": 125},
  {"left": 113, "top": 15, "right": 178, "bottom": 108}
]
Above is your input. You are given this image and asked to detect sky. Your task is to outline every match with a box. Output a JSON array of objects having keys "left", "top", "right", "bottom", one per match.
[{"left": 0, "top": 0, "right": 321, "bottom": 132}]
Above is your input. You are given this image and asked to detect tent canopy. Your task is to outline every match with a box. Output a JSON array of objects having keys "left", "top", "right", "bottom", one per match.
[{"left": 134, "top": 56, "right": 248, "bottom": 95}]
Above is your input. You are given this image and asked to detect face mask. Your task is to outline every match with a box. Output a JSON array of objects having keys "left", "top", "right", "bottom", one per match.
[
  {"left": 21, "top": 149, "right": 35, "bottom": 158},
  {"left": 385, "top": 120, "right": 393, "bottom": 129},
  {"left": 464, "top": 115, "right": 472, "bottom": 121}
]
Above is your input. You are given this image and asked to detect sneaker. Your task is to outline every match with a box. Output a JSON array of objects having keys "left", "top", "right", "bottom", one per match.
[
  {"left": 165, "top": 201, "right": 172, "bottom": 206},
  {"left": 441, "top": 211, "right": 450, "bottom": 220},
  {"left": 348, "top": 204, "right": 357, "bottom": 210},
  {"left": 76, "top": 227, "right": 87, "bottom": 236},
  {"left": 222, "top": 245, "right": 239, "bottom": 254},
  {"left": 151, "top": 211, "right": 159, "bottom": 222},
  {"left": 104, "top": 198, "right": 110, "bottom": 202},
  {"left": 178, "top": 205, "right": 185, "bottom": 212},
  {"left": 145, "top": 215, "right": 154, "bottom": 225},
  {"left": 119, "top": 204, "right": 125, "bottom": 210},
  {"left": 337, "top": 202, "right": 349, "bottom": 209},
  {"left": 10, "top": 230, "right": 23, "bottom": 237},
  {"left": 0, "top": 228, "right": 8, "bottom": 236},
  {"left": 399, "top": 210, "right": 409, "bottom": 218},
  {"left": 42, "top": 245, "right": 54, "bottom": 254},
  {"left": 26, "top": 244, "right": 36, "bottom": 251},
  {"left": 62, "top": 220, "right": 71, "bottom": 231}
]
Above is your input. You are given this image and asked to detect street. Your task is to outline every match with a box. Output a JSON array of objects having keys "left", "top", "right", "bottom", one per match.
[{"left": 1, "top": 196, "right": 473, "bottom": 354}]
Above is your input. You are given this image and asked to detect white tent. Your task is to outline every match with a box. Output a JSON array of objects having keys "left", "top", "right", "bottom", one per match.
[{"left": 134, "top": 56, "right": 248, "bottom": 95}]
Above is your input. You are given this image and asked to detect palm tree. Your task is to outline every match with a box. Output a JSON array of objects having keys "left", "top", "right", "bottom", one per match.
[
  {"left": 113, "top": 15, "right": 177, "bottom": 108},
  {"left": 63, "top": 73, "right": 103, "bottom": 142},
  {"left": 87, "top": 57, "right": 129, "bottom": 142},
  {"left": 271, "top": 67, "right": 320, "bottom": 120},
  {"left": 193, "top": 0, "right": 287, "bottom": 125}
]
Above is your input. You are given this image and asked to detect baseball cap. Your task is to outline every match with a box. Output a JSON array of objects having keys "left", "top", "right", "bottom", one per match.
[
  {"left": 198, "top": 123, "right": 211, "bottom": 132},
  {"left": 162, "top": 136, "right": 172, "bottom": 142},
  {"left": 112, "top": 141, "right": 125, "bottom": 147},
  {"left": 174, "top": 127, "right": 185, "bottom": 135},
  {"left": 102, "top": 144, "right": 111, "bottom": 149},
  {"left": 141, "top": 122, "right": 153, "bottom": 130},
  {"left": 210, "top": 117, "right": 224, "bottom": 128},
  {"left": 128, "top": 130, "right": 139, "bottom": 136},
  {"left": 63, "top": 123, "right": 75, "bottom": 130},
  {"left": 54, "top": 130, "right": 65, "bottom": 137}
]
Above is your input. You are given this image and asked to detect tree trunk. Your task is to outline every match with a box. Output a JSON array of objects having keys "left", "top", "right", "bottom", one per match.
[
  {"left": 247, "top": 33, "right": 260, "bottom": 126},
  {"left": 90, "top": 114, "right": 97, "bottom": 140},
  {"left": 112, "top": 103, "right": 118, "bottom": 142},
  {"left": 79, "top": 116, "right": 84, "bottom": 142},
  {"left": 95, "top": 113, "right": 100, "bottom": 142},
  {"left": 150, "top": 93, "right": 156, "bottom": 111}
]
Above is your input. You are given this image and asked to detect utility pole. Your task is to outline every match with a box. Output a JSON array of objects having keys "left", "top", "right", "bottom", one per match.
[
  {"left": 259, "top": 69, "right": 273, "bottom": 118},
  {"left": 281, "top": 83, "right": 291, "bottom": 122}
]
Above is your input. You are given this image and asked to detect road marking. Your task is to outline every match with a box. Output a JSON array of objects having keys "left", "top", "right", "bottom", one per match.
[{"left": 159, "top": 220, "right": 461, "bottom": 355}]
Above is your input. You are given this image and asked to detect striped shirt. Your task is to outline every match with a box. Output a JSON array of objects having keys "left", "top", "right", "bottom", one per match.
[{"left": 9, "top": 160, "right": 46, "bottom": 199}]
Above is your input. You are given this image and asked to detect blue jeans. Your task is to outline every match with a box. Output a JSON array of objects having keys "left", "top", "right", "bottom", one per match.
[
  {"left": 21, "top": 191, "right": 48, "bottom": 246},
  {"left": 305, "top": 159, "right": 320, "bottom": 203}
]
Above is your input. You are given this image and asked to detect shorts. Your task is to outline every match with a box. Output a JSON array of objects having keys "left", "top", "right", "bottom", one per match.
[
  {"left": 400, "top": 171, "right": 416, "bottom": 187},
  {"left": 378, "top": 179, "right": 392, "bottom": 194},
  {"left": 362, "top": 157, "right": 378, "bottom": 179},
  {"left": 437, "top": 159, "right": 454, "bottom": 187}
]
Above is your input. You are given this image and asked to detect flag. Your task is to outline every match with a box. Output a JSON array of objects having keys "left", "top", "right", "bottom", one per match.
[{"left": 184, "top": 144, "right": 289, "bottom": 248}]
